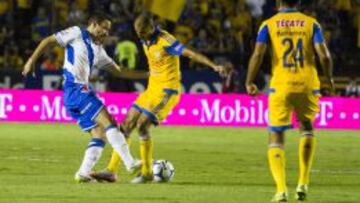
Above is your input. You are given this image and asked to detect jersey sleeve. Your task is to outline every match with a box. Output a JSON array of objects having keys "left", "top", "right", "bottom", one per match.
[
  {"left": 313, "top": 21, "right": 325, "bottom": 44},
  {"left": 53, "top": 26, "right": 81, "bottom": 47},
  {"left": 162, "top": 32, "right": 185, "bottom": 56},
  {"left": 256, "top": 22, "right": 270, "bottom": 44},
  {"left": 97, "top": 47, "right": 116, "bottom": 69}
]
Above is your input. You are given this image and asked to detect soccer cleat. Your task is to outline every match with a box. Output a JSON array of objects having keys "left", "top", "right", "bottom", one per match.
[
  {"left": 74, "top": 172, "right": 97, "bottom": 183},
  {"left": 295, "top": 184, "right": 308, "bottom": 201},
  {"left": 271, "top": 192, "right": 288, "bottom": 202},
  {"left": 90, "top": 169, "right": 118, "bottom": 183},
  {"left": 127, "top": 159, "right": 142, "bottom": 174},
  {"left": 130, "top": 174, "right": 153, "bottom": 184}
]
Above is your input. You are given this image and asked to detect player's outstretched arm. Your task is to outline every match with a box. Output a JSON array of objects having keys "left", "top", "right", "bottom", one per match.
[
  {"left": 182, "top": 48, "right": 230, "bottom": 77},
  {"left": 314, "top": 43, "right": 335, "bottom": 94},
  {"left": 245, "top": 43, "right": 267, "bottom": 95},
  {"left": 107, "top": 64, "right": 149, "bottom": 79},
  {"left": 22, "top": 35, "right": 58, "bottom": 76}
]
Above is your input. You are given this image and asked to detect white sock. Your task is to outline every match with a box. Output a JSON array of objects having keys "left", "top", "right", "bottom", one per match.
[
  {"left": 105, "top": 126, "right": 135, "bottom": 171},
  {"left": 78, "top": 138, "right": 105, "bottom": 176}
]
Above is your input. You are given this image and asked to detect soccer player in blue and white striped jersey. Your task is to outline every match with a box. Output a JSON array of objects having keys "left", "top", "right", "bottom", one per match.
[{"left": 22, "top": 13, "right": 141, "bottom": 182}]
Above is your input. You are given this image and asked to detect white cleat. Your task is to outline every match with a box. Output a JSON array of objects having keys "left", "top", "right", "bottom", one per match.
[
  {"left": 295, "top": 184, "right": 308, "bottom": 201},
  {"left": 271, "top": 192, "right": 288, "bottom": 202},
  {"left": 127, "top": 159, "right": 142, "bottom": 174},
  {"left": 130, "top": 174, "right": 153, "bottom": 184},
  {"left": 74, "top": 172, "right": 97, "bottom": 183}
]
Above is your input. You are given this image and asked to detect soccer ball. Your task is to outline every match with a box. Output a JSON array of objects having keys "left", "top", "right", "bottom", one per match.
[{"left": 152, "top": 160, "right": 175, "bottom": 182}]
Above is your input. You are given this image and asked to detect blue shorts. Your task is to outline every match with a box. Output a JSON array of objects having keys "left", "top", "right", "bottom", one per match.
[{"left": 63, "top": 84, "right": 104, "bottom": 131}]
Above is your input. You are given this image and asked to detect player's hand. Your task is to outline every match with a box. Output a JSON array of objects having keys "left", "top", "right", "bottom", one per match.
[
  {"left": 213, "top": 65, "right": 230, "bottom": 78},
  {"left": 22, "top": 58, "right": 35, "bottom": 77},
  {"left": 246, "top": 83, "right": 259, "bottom": 96}
]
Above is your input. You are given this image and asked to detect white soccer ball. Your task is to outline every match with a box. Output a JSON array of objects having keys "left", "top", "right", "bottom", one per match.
[{"left": 152, "top": 160, "right": 175, "bottom": 182}]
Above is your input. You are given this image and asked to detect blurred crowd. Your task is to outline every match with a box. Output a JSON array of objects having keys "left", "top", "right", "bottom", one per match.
[{"left": 0, "top": 0, "right": 359, "bottom": 95}]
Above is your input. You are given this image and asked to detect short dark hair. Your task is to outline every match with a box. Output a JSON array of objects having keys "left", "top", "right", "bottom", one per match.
[
  {"left": 134, "top": 13, "right": 154, "bottom": 30},
  {"left": 88, "top": 12, "right": 112, "bottom": 25},
  {"left": 282, "top": 0, "right": 300, "bottom": 6}
]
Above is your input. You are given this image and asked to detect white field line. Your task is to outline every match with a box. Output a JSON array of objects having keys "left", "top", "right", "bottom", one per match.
[
  {"left": 311, "top": 169, "right": 360, "bottom": 175},
  {"left": 5, "top": 156, "right": 60, "bottom": 163}
]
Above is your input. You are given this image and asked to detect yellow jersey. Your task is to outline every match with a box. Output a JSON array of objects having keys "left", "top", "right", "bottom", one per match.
[
  {"left": 142, "top": 27, "right": 185, "bottom": 91},
  {"left": 256, "top": 8, "right": 325, "bottom": 93}
]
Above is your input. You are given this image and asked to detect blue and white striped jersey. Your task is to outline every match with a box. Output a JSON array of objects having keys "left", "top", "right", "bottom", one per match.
[{"left": 54, "top": 26, "right": 115, "bottom": 86}]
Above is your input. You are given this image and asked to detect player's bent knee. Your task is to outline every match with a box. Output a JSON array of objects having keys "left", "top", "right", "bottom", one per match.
[
  {"left": 137, "top": 122, "right": 150, "bottom": 138},
  {"left": 268, "top": 143, "right": 284, "bottom": 149},
  {"left": 268, "top": 132, "right": 285, "bottom": 148},
  {"left": 137, "top": 123, "right": 150, "bottom": 140},
  {"left": 90, "top": 125, "right": 106, "bottom": 139},
  {"left": 139, "top": 133, "right": 150, "bottom": 140},
  {"left": 137, "top": 122, "right": 148, "bottom": 134},
  {"left": 119, "top": 122, "right": 133, "bottom": 138},
  {"left": 122, "top": 117, "right": 137, "bottom": 131},
  {"left": 95, "top": 108, "right": 116, "bottom": 129},
  {"left": 300, "top": 120, "right": 314, "bottom": 137}
]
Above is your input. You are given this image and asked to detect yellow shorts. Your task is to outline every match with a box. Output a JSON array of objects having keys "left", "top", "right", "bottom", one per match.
[
  {"left": 132, "top": 88, "right": 180, "bottom": 125},
  {"left": 268, "top": 90, "right": 320, "bottom": 132}
]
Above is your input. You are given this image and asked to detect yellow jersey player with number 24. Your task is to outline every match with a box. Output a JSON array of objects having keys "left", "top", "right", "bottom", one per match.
[{"left": 246, "top": 0, "right": 335, "bottom": 202}]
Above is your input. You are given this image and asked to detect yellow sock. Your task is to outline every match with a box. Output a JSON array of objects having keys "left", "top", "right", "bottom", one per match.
[
  {"left": 107, "top": 138, "right": 131, "bottom": 173},
  {"left": 140, "top": 138, "right": 153, "bottom": 176},
  {"left": 298, "top": 136, "right": 316, "bottom": 185},
  {"left": 268, "top": 147, "right": 287, "bottom": 193}
]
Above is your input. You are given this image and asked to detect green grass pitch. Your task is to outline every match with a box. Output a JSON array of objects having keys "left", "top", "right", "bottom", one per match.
[{"left": 0, "top": 123, "right": 359, "bottom": 203}]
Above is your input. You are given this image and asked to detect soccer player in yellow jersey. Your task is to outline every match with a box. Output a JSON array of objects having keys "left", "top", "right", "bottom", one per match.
[
  {"left": 246, "top": 0, "right": 335, "bottom": 202},
  {"left": 91, "top": 14, "right": 228, "bottom": 184}
]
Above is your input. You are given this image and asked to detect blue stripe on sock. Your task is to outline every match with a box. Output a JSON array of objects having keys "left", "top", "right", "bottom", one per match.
[
  {"left": 87, "top": 138, "right": 105, "bottom": 148},
  {"left": 105, "top": 124, "right": 117, "bottom": 132}
]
